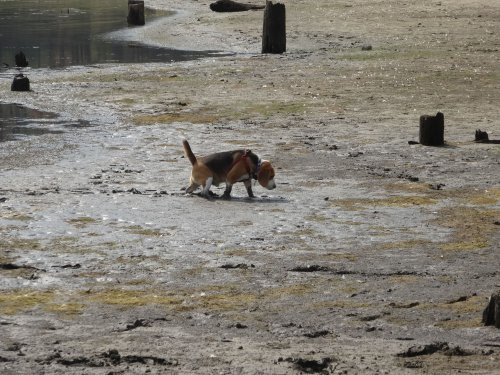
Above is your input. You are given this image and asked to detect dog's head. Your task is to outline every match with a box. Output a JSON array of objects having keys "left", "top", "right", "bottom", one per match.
[{"left": 256, "top": 160, "right": 276, "bottom": 190}]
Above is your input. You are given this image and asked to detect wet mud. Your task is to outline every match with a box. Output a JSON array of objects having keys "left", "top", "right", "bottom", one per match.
[{"left": 0, "top": 0, "right": 499, "bottom": 374}]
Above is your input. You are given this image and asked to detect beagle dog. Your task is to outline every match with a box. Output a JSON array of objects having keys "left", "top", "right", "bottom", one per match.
[{"left": 182, "top": 140, "right": 276, "bottom": 199}]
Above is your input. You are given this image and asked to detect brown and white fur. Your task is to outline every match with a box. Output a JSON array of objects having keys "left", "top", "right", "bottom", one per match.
[{"left": 183, "top": 140, "right": 276, "bottom": 199}]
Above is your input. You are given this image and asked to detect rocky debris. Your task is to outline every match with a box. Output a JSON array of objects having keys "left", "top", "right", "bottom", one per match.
[
  {"left": 303, "top": 330, "right": 330, "bottom": 338},
  {"left": 283, "top": 357, "right": 335, "bottom": 373},
  {"left": 289, "top": 265, "right": 330, "bottom": 272},
  {"left": 38, "top": 350, "right": 178, "bottom": 367},
  {"left": 125, "top": 319, "right": 151, "bottom": 331},
  {"left": 397, "top": 342, "right": 474, "bottom": 357},
  {"left": 220, "top": 263, "right": 254, "bottom": 269}
]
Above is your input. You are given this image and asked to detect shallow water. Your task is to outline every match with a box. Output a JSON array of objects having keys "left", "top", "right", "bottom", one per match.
[
  {"left": 0, "top": 102, "right": 89, "bottom": 142},
  {"left": 0, "top": 0, "right": 214, "bottom": 68}
]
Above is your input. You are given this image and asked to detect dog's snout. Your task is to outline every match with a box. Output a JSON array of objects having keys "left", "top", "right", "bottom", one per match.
[{"left": 267, "top": 180, "right": 276, "bottom": 190}]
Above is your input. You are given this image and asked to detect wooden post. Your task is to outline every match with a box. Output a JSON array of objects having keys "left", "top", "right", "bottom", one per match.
[
  {"left": 11, "top": 74, "right": 30, "bottom": 91},
  {"left": 475, "top": 129, "right": 489, "bottom": 142},
  {"left": 128, "top": 0, "right": 145, "bottom": 26},
  {"left": 482, "top": 292, "right": 500, "bottom": 328},
  {"left": 419, "top": 112, "right": 444, "bottom": 146},
  {"left": 15, "top": 51, "right": 29, "bottom": 67},
  {"left": 262, "top": 1, "right": 286, "bottom": 54}
]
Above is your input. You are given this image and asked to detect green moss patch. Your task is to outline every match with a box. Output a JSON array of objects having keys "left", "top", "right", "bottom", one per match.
[
  {"left": 331, "top": 195, "right": 437, "bottom": 211},
  {"left": 0, "top": 290, "right": 54, "bottom": 315},
  {"left": 67, "top": 216, "right": 98, "bottom": 227}
]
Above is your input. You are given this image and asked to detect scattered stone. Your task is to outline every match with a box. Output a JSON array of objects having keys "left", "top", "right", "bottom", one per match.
[
  {"left": 58, "top": 356, "right": 103, "bottom": 367},
  {"left": 447, "top": 296, "right": 469, "bottom": 304},
  {"left": 389, "top": 302, "right": 420, "bottom": 309},
  {"left": 289, "top": 265, "right": 329, "bottom": 272},
  {"left": 128, "top": 188, "right": 142, "bottom": 194},
  {"left": 0, "top": 197, "right": 7, "bottom": 202},
  {"left": 403, "top": 361, "right": 423, "bottom": 368},
  {"left": 0, "top": 263, "right": 40, "bottom": 271},
  {"left": 361, "top": 44, "right": 373, "bottom": 51},
  {"left": 397, "top": 172, "right": 419, "bottom": 182},
  {"left": 429, "top": 183, "right": 445, "bottom": 190},
  {"left": 348, "top": 151, "right": 364, "bottom": 157},
  {"left": 220, "top": 263, "right": 252, "bottom": 269},
  {"left": 58, "top": 263, "right": 81, "bottom": 269},
  {"left": 359, "top": 314, "right": 380, "bottom": 322},
  {"left": 397, "top": 342, "right": 473, "bottom": 357},
  {"left": 304, "top": 330, "right": 330, "bottom": 338},
  {"left": 125, "top": 319, "right": 151, "bottom": 331},
  {"left": 408, "top": 140, "right": 420, "bottom": 145},
  {"left": 290, "top": 357, "right": 334, "bottom": 373}
]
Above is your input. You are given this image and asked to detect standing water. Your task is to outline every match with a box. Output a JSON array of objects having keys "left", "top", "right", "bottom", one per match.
[
  {"left": 0, "top": 0, "right": 216, "bottom": 68},
  {"left": 0, "top": 0, "right": 219, "bottom": 142}
]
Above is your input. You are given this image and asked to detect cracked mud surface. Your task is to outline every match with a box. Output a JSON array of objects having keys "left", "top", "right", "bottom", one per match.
[{"left": 1, "top": 0, "right": 499, "bottom": 373}]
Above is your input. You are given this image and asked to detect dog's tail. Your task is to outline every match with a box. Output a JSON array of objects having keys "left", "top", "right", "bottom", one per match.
[{"left": 182, "top": 139, "right": 197, "bottom": 165}]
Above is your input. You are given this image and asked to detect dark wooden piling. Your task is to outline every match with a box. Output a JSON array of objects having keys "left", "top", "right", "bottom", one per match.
[
  {"left": 11, "top": 74, "right": 30, "bottom": 91},
  {"left": 419, "top": 112, "right": 444, "bottom": 146},
  {"left": 483, "top": 292, "right": 500, "bottom": 328},
  {"left": 15, "top": 51, "right": 29, "bottom": 67},
  {"left": 128, "top": 0, "right": 145, "bottom": 26},
  {"left": 262, "top": 1, "right": 286, "bottom": 54}
]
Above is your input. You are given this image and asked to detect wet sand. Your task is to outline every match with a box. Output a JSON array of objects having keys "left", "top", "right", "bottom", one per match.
[{"left": 1, "top": 0, "right": 499, "bottom": 374}]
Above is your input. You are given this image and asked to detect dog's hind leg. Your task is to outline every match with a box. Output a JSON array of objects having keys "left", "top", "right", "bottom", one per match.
[
  {"left": 201, "top": 177, "right": 213, "bottom": 198},
  {"left": 222, "top": 182, "right": 233, "bottom": 199},
  {"left": 185, "top": 181, "right": 200, "bottom": 194}
]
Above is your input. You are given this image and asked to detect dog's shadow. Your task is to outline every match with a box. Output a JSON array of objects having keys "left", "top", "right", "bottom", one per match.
[
  {"left": 199, "top": 192, "right": 288, "bottom": 204},
  {"left": 174, "top": 189, "right": 288, "bottom": 204}
]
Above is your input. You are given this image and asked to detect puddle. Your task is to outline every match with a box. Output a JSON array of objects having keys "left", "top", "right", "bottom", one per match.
[
  {"left": 0, "top": 0, "right": 219, "bottom": 68},
  {"left": 0, "top": 102, "right": 89, "bottom": 142}
]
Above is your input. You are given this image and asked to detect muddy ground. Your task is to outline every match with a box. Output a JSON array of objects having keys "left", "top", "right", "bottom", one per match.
[{"left": 1, "top": 0, "right": 499, "bottom": 373}]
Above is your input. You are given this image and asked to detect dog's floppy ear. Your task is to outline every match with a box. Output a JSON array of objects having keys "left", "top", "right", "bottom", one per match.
[{"left": 257, "top": 160, "right": 274, "bottom": 188}]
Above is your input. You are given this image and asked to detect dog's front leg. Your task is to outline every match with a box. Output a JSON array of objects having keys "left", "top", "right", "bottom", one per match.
[{"left": 244, "top": 179, "right": 255, "bottom": 198}]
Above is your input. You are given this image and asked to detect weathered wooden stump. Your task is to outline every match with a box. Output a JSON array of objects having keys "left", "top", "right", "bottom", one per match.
[
  {"left": 15, "top": 51, "right": 29, "bottom": 67},
  {"left": 210, "top": 0, "right": 265, "bottom": 12},
  {"left": 482, "top": 292, "right": 500, "bottom": 328},
  {"left": 128, "top": 0, "right": 145, "bottom": 26},
  {"left": 11, "top": 74, "right": 30, "bottom": 91},
  {"left": 262, "top": 1, "right": 286, "bottom": 54},
  {"left": 475, "top": 129, "right": 489, "bottom": 142},
  {"left": 419, "top": 112, "right": 444, "bottom": 146}
]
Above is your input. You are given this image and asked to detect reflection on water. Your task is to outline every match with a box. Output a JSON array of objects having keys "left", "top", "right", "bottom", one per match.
[
  {"left": 0, "top": 0, "right": 214, "bottom": 68},
  {"left": 0, "top": 102, "right": 89, "bottom": 142}
]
